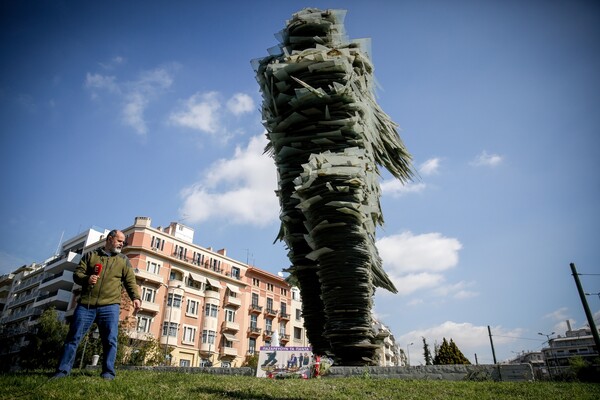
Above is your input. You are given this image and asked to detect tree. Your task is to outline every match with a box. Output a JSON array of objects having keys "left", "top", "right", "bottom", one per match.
[
  {"left": 20, "top": 307, "right": 68, "bottom": 370},
  {"left": 422, "top": 337, "right": 433, "bottom": 365},
  {"left": 433, "top": 338, "right": 471, "bottom": 365}
]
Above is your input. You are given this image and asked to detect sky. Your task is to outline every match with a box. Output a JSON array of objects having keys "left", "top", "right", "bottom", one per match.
[{"left": 1, "top": 0, "right": 599, "bottom": 365}]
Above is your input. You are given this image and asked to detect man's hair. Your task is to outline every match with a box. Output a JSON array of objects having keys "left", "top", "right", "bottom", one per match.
[{"left": 107, "top": 229, "right": 119, "bottom": 239}]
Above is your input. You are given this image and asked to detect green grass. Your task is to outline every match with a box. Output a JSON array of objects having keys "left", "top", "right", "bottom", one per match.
[{"left": 1, "top": 370, "right": 599, "bottom": 400}]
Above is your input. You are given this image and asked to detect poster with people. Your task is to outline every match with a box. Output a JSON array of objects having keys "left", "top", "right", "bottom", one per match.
[{"left": 256, "top": 346, "right": 313, "bottom": 378}]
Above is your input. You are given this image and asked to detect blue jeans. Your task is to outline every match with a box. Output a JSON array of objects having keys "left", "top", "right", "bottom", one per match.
[{"left": 56, "top": 303, "right": 120, "bottom": 378}]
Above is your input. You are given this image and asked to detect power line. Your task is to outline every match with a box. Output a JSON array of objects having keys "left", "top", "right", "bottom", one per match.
[{"left": 492, "top": 334, "right": 544, "bottom": 341}]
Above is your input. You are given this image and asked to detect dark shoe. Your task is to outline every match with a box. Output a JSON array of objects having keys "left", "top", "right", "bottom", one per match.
[{"left": 101, "top": 373, "right": 115, "bottom": 381}]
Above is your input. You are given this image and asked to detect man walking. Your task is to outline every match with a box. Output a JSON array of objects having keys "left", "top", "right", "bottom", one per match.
[{"left": 53, "top": 229, "right": 141, "bottom": 380}]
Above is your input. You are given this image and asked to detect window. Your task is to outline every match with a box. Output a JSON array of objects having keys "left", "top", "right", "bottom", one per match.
[
  {"left": 182, "top": 326, "right": 196, "bottom": 343},
  {"left": 295, "top": 309, "right": 302, "bottom": 321},
  {"left": 224, "top": 308, "right": 235, "bottom": 323},
  {"left": 162, "top": 322, "right": 178, "bottom": 337},
  {"left": 266, "top": 283, "right": 274, "bottom": 291},
  {"left": 180, "top": 359, "right": 190, "bottom": 367},
  {"left": 205, "top": 303, "right": 218, "bottom": 318},
  {"left": 292, "top": 289, "right": 300, "bottom": 301},
  {"left": 221, "top": 361, "right": 231, "bottom": 368},
  {"left": 253, "top": 278, "right": 260, "bottom": 287},
  {"left": 250, "top": 315, "right": 258, "bottom": 329},
  {"left": 142, "top": 287, "right": 156, "bottom": 303},
  {"left": 202, "top": 329, "right": 216, "bottom": 344},
  {"left": 193, "top": 252, "right": 204, "bottom": 265},
  {"left": 168, "top": 293, "right": 182, "bottom": 308},
  {"left": 136, "top": 315, "right": 152, "bottom": 333},
  {"left": 294, "top": 327, "right": 302, "bottom": 340},
  {"left": 280, "top": 302, "right": 287, "bottom": 315},
  {"left": 281, "top": 288, "right": 287, "bottom": 296},
  {"left": 248, "top": 338, "right": 256, "bottom": 354},
  {"left": 146, "top": 261, "right": 160, "bottom": 275},
  {"left": 174, "top": 245, "right": 187, "bottom": 260},
  {"left": 265, "top": 318, "right": 273, "bottom": 333},
  {"left": 279, "top": 322, "right": 286, "bottom": 336},
  {"left": 223, "top": 335, "right": 234, "bottom": 348},
  {"left": 251, "top": 293, "right": 259, "bottom": 306},
  {"left": 186, "top": 299, "right": 199, "bottom": 316},
  {"left": 231, "top": 267, "right": 241, "bottom": 279},
  {"left": 151, "top": 236, "right": 164, "bottom": 251},
  {"left": 266, "top": 298, "right": 274, "bottom": 312}
]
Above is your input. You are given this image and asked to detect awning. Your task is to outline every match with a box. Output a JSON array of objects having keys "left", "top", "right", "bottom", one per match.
[
  {"left": 189, "top": 273, "right": 206, "bottom": 283},
  {"left": 205, "top": 277, "right": 222, "bottom": 289},
  {"left": 223, "top": 333, "right": 238, "bottom": 341},
  {"left": 226, "top": 283, "right": 239, "bottom": 293}
]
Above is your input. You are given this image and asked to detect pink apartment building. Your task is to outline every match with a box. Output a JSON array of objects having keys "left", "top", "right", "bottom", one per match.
[{"left": 118, "top": 216, "right": 306, "bottom": 367}]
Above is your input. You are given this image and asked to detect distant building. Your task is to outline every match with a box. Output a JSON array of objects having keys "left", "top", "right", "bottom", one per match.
[
  {"left": 372, "top": 320, "right": 403, "bottom": 366},
  {"left": 540, "top": 321, "right": 599, "bottom": 376}
]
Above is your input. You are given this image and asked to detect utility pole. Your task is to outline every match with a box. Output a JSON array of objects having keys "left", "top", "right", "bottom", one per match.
[
  {"left": 570, "top": 263, "right": 600, "bottom": 353},
  {"left": 487, "top": 325, "right": 497, "bottom": 364}
]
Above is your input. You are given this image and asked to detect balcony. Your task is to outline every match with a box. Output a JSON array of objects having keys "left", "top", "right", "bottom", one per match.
[
  {"left": 222, "top": 320, "right": 240, "bottom": 332},
  {"left": 263, "top": 329, "right": 274, "bottom": 339},
  {"left": 33, "top": 288, "right": 72, "bottom": 309},
  {"left": 249, "top": 304, "right": 262, "bottom": 314},
  {"left": 264, "top": 308, "right": 278, "bottom": 317},
  {"left": 224, "top": 294, "right": 241, "bottom": 308},
  {"left": 247, "top": 326, "right": 262, "bottom": 337},
  {"left": 139, "top": 301, "right": 161, "bottom": 314},
  {"left": 280, "top": 334, "right": 290, "bottom": 343},
  {"left": 279, "top": 311, "right": 290, "bottom": 321},
  {"left": 0, "top": 307, "right": 42, "bottom": 324},
  {"left": 38, "top": 270, "right": 74, "bottom": 292},
  {"left": 134, "top": 268, "right": 164, "bottom": 285},
  {"left": 220, "top": 346, "right": 238, "bottom": 357},
  {"left": 44, "top": 251, "right": 81, "bottom": 273},
  {"left": 8, "top": 291, "right": 39, "bottom": 308}
]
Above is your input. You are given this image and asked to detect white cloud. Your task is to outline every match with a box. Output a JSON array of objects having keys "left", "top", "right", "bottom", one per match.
[
  {"left": 179, "top": 134, "right": 278, "bottom": 226},
  {"left": 470, "top": 150, "right": 503, "bottom": 167},
  {"left": 99, "top": 56, "right": 126, "bottom": 70},
  {"left": 84, "top": 65, "right": 174, "bottom": 135},
  {"left": 381, "top": 180, "right": 426, "bottom": 197},
  {"left": 169, "top": 92, "right": 221, "bottom": 134},
  {"left": 377, "top": 231, "right": 462, "bottom": 274},
  {"left": 433, "top": 280, "right": 479, "bottom": 299},
  {"left": 85, "top": 73, "right": 120, "bottom": 94},
  {"left": 123, "top": 92, "right": 148, "bottom": 135},
  {"left": 397, "top": 322, "right": 524, "bottom": 365},
  {"left": 419, "top": 158, "right": 440, "bottom": 176},
  {"left": 226, "top": 93, "right": 255, "bottom": 116}
]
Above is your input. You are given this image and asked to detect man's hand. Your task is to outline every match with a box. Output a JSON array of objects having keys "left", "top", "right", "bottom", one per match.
[
  {"left": 89, "top": 275, "right": 99, "bottom": 286},
  {"left": 133, "top": 299, "right": 142, "bottom": 311}
]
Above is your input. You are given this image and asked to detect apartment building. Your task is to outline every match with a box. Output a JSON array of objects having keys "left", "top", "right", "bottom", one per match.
[
  {"left": 540, "top": 321, "right": 599, "bottom": 376},
  {"left": 119, "top": 216, "right": 305, "bottom": 367}
]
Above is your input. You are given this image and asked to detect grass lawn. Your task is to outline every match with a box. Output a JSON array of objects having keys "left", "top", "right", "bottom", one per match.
[{"left": 1, "top": 370, "right": 599, "bottom": 400}]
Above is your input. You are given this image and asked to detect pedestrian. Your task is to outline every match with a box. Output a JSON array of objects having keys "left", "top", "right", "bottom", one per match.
[{"left": 53, "top": 229, "right": 141, "bottom": 380}]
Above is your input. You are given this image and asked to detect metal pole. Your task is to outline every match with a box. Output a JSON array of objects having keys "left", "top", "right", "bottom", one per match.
[
  {"left": 570, "top": 263, "right": 600, "bottom": 353},
  {"left": 487, "top": 325, "right": 497, "bottom": 364},
  {"left": 163, "top": 285, "right": 171, "bottom": 364}
]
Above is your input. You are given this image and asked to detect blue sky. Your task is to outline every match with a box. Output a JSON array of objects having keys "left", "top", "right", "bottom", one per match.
[{"left": 1, "top": 0, "right": 599, "bottom": 365}]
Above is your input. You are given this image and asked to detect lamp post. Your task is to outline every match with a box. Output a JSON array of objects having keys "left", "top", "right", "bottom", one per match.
[
  {"left": 538, "top": 331, "right": 556, "bottom": 378},
  {"left": 79, "top": 327, "right": 99, "bottom": 369},
  {"left": 406, "top": 342, "right": 414, "bottom": 366}
]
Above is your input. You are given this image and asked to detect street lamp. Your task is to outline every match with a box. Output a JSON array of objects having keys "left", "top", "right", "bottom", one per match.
[
  {"left": 538, "top": 331, "right": 556, "bottom": 378},
  {"left": 406, "top": 342, "right": 414, "bottom": 366},
  {"left": 79, "top": 327, "right": 99, "bottom": 369}
]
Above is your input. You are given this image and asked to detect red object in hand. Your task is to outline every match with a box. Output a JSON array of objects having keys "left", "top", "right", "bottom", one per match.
[{"left": 95, "top": 263, "right": 103, "bottom": 276}]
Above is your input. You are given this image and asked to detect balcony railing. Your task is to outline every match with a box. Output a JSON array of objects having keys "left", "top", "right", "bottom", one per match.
[
  {"left": 247, "top": 326, "right": 262, "bottom": 336},
  {"left": 264, "top": 308, "right": 278, "bottom": 316},
  {"left": 279, "top": 312, "right": 290, "bottom": 320},
  {"left": 249, "top": 304, "right": 262, "bottom": 313}
]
